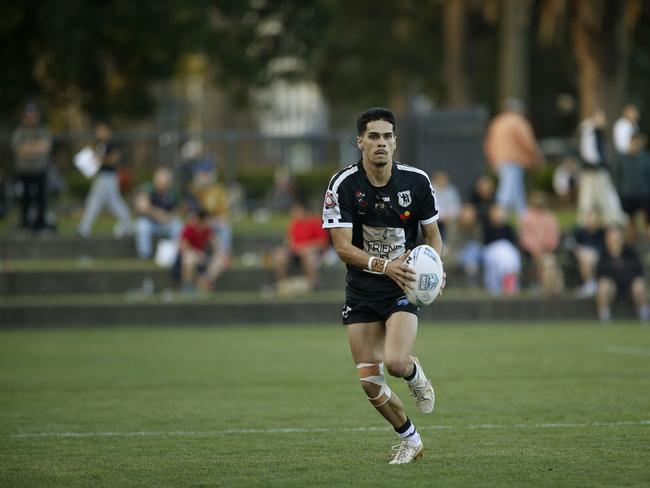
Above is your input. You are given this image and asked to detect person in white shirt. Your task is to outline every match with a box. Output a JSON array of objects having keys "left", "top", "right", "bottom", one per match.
[
  {"left": 431, "top": 170, "right": 461, "bottom": 243},
  {"left": 613, "top": 104, "right": 640, "bottom": 155},
  {"left": 577, "top": 109, "right": 626, "bottom": 226}
]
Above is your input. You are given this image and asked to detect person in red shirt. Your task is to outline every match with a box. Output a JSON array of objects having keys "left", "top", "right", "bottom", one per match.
[
  {"left": 518, "top": 192, "right": 564, "bottom": 295},
  {"left": 273, "top": 199, "right": 330, "bottom": 292},
  {"left": 178, "top": 209, "right": 227, "bottom": 293}
]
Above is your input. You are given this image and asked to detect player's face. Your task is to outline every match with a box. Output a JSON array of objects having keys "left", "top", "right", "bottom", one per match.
[{"left": 357, "top": 119, "right": 396, "bottom": 167}]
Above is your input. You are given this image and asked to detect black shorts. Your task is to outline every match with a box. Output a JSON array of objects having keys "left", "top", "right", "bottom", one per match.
[
  {"left": 341, "top": 294, "right": 419, "bottom": 325},
  {"left": 613, "top": 277, "right": 635, "bottom": 299},
  {"left": 621, "top": 196, "right": 646, "bottom": 216}
]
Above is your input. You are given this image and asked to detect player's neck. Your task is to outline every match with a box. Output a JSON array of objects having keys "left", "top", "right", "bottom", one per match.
[{"left": 362, "top": 159, "right": 392, "bottom": 187}]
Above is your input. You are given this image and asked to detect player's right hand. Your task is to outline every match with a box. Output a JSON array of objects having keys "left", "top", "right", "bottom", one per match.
[{"left": 385, "top": 250, "right": 417, "bottom": 293}]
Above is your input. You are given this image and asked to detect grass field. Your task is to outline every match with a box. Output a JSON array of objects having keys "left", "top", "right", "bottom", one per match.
[{"left": 1, "top": 322, "right": 649, "bottom": 487}]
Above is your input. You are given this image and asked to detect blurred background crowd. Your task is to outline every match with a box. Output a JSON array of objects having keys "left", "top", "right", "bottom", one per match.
[{"left": 2, "top": 0, "right": 650, "bottom": 321}]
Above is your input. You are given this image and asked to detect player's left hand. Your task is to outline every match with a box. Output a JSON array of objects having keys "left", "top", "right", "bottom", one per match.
[{"left": 385, "top": 250, "right": 417, "bottom": 293}]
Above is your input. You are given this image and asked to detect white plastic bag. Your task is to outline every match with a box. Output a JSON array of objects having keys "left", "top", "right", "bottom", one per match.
[
  {"left": 154, "top": 239, "right": 178, "bottom": 268},
  {"left": 73, "top": 147, "right": 100, "bottom": 178}
]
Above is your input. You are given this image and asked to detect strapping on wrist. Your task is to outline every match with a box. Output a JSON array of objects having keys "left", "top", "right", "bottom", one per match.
[{"left": 368, "top": 256, "right": 389, "bottom": 274}]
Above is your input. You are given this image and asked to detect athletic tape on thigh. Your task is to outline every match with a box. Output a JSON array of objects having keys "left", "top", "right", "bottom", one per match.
[{"left": 357, "top": 362, "right": 392, "bottom": 407}]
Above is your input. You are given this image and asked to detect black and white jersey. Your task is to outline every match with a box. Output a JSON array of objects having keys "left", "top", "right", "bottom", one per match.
[{"left": 322, "top": 160, "right": 438, "bottom": 300}]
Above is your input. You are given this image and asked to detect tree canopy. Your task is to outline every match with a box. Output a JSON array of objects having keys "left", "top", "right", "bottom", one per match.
[{"left": 2, "top": 0, "right": 649, "bottom": 136}]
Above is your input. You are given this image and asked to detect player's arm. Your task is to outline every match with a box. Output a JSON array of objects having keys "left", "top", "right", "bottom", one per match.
[
  {"left": 329, "top": 227, "right": 415, "bottom": 292},
  {"left": 421, "top": 221, "right": 443, "bottom": 257}
]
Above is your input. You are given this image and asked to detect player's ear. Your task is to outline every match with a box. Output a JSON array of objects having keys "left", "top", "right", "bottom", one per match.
[{"left": 357, "top": 136, "right": 363, "bottom": 150}]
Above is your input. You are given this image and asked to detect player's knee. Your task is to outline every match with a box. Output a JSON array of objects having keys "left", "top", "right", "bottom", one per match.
[
  {"left": 384, "top": 357, "right": 410, "bottom": 378},
  {"left": 359, "top": 379, "right": 380, "bottom": 398},
  {"left": 357, "top": 362, "right": 391, "bottom": 407}
]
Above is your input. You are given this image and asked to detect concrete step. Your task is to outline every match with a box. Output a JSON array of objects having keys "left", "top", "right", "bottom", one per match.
[
  {"left": 0, "top": 234, "right": 283, "bottom": 260},
  {"left": 0, "top": 291, "right": 634, "bottom": 327},
  {"left": 0, "top": 265, "right": 347, "bottom": 295},
  {"left": 0, "top": 259, "right": 491, "bottom": 295},
  {"left": 3, "top": 257, "right": 649, "bottom": 296}
]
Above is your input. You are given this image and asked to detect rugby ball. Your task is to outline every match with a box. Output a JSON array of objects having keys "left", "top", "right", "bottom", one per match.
[{"left": 404, "top": 245, "right": 444, "bottom": 306}]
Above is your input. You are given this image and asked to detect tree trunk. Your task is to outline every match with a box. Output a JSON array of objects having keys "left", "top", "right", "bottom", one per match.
[
  {"left": 573, "top": 0, "right": 635, "bottom": 122},
  {"left": 600, "top": 1, "right": 636, "bottom": 124},
  {"left": 497, "top": 0, "right": 532, "bottom": 105},
  {"left": 443, "top": 0, "right": 469, "bottom": 107},
  {"left": 572, "top": 0, "right": 603, "bottom": 120}
]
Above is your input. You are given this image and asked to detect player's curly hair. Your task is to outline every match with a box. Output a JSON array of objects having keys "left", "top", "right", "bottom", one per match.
[{"left": 356, "top": 107, "right": 396, "bottom": 136}]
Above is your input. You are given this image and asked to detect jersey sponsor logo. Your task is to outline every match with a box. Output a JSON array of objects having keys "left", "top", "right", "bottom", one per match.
[
  {"left": 363, "top": 225, "right": 406, "bottom": 260},
  {"left": 397, "top": 190, "right": 411, "bottom": 207},
  {"left": 324, "top": 190, "right": 336, "bottom": 209},
  {"left": 322, "top": 190, "right": 341, "bottom": 222},
  {"left": 374, "top": 194, "right": 392, "bottom": 215},
  {"left": 323, "top": 190, "right": 341, "bottom": 221}
]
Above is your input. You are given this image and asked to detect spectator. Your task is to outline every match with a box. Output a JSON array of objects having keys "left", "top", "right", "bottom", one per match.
[
  {"left": 552, "top": 156, "right": 580, "bottom": 204},
  {"left": 484, "top": 98, "right": 544, "bottom": 218},
  {"left": 11, "top": 102, "right": 52, "bottom": 231},
  {"left": 267, "top": 165, "right": 296, "bottom": 213},
  {"left": 272, "top": 199, "right": 330, "bottom": 295},
  {"left": 596, "top": 226, "right": 649, "bottom": 322},
  {"left": 567, "top": 208, "right": 605, "bottom": 297},
  {"left": 134, "top": 167, "right": 183, "bottom": 259},
  {"left": 177, "top": 139, "right": 203, "bottom": 202},
  {"left": 77, "top": 122, "right": 132, "bottom": 237},
  {"left": 482, "top": 204, "right": 521, "bottom": 295},
  {"left": 613, "top": 104, "right": 640, "bottom": 156},
  {"left": 177, "top": 209, "right": 227, "bottom": 293},
  {"left": 577, "top": 109, "right": 626, "bottom": 227},
  {"left": 518, "top": 192, "right": 564, "bottom": 295},
  {"left": 431, "top": 170, "right": 461, "bottom": 242},
  {"left": 615, "top": 132, "right": 650, "bottom": 242},
  {"left": 448, "top": 203, "right": 483, "bottom": 288},
  {"left": 469, "top": 174, "right": 495, "bottom": 233},
  {"left": 189, "top": 160, "right": 232, "bottom": 267}
]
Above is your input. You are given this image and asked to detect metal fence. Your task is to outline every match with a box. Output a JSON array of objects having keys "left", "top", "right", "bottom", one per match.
[{"left": 0, "top": 107, "right": 490, "bottom": 205}]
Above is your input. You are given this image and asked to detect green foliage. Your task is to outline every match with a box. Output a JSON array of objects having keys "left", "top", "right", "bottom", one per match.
[
  {"left": 234, "top": 164, "right": 339, "bottom": 204},
  {"left": 234, "top": 165, "right": 277, "bottom": 201},
  {"left": 529, "top": 163, "right": 556, "bottom": 194},
  {"left": 1, "top": 324, "right": 649, "bottom": 486},
  {"left": 0, "top": 1, "right": 206, "bottom": 121},
  {"left": 3, "top": 0, "right": 650, "bottom": 138},
  {"left": 64, "top": 168, "right": 92, "bottom": 200},
  {"left": 0, "top": 1, "right": 446, "bottom": 121},
  {"left": 293, "top": 164, "right": 339, "bottom": 201}
]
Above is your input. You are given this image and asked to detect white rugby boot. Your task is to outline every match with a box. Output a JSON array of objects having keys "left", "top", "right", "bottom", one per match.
[
  {"left": 407, "top": 357, "right": 435, "bottom": 414},
  {"left": 389, "top": 440, "right": 424, "bottom": 464}
]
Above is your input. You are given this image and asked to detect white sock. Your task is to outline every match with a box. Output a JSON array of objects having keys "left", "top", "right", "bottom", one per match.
[
  {"left": 599, "top": 307, "right": 611, "bottom": 322},
  {"left": 395, "top": 418, "right": 421, "bottom": 445},
  {"left": 406, "top": 362, "right": 423, "bottom": 386}
]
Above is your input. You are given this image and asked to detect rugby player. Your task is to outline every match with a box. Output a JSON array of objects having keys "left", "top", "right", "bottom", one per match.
[{"left": 322, "top": 107, "right": 444, "bottom": 464}]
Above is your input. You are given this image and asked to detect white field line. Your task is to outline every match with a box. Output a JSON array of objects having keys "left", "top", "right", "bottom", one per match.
[
  {"left": 604, "top": 345, "right": 650, "bottom": 357},
  {"left": 10, "top": 420, "right": 650, "bottom": 439}
]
